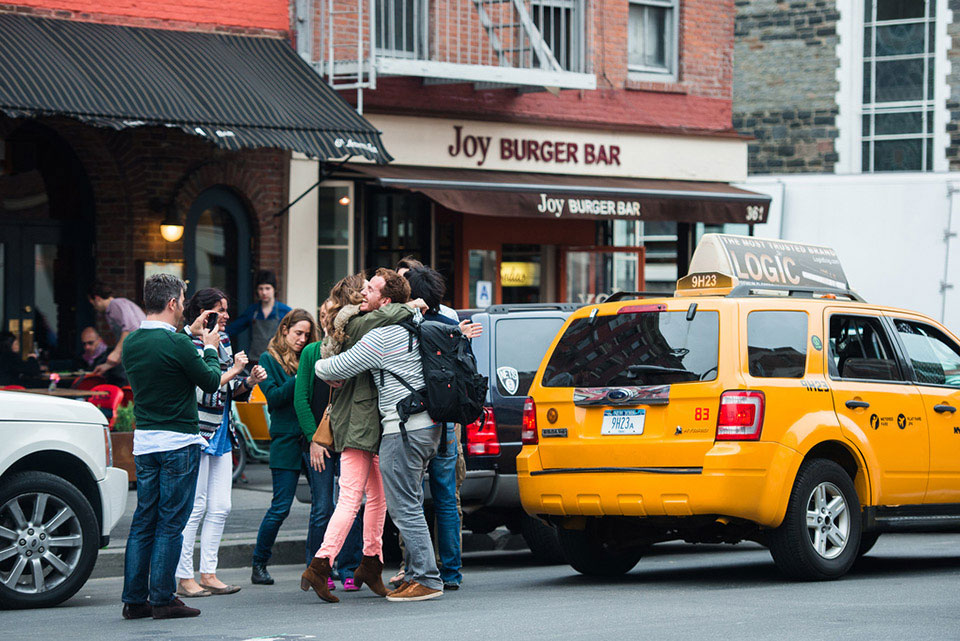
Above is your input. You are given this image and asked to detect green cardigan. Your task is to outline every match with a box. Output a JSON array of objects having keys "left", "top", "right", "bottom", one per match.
[
  {"left": 293, "top": 303, "right": 413, "bottom": 453},
  {"left": 258, "top": 352, "right": 302, "bottom": 470}
]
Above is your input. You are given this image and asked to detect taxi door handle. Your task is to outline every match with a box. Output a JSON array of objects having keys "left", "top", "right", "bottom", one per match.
[
  {"left": 845, "top": 400, "right": 870, "bottom": 410},
  {"left": 934, "top": 404, "right": 956, "bottom": 414}
]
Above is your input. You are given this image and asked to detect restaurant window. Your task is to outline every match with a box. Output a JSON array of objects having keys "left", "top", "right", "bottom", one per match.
[
  {"left": 364, "top": 189, "right": 431, "bottom": 273},
  {"left": 531, "top": 0, "right": 584, "bottom": 72},
  {"left": 318, "top": 183, "right": 353, "bottom": 305},
  {"left": 862, "top": 0, "right": 936, "bottom": 171},
  {"left": 628, "top": 0, "right": 678, "bottom": 80},
  {"left": 469, "top": 250, "right": 497, "bottom": 308}
]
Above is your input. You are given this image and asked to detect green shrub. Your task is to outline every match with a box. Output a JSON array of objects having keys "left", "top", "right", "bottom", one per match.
[{"left": 113, "top": 403, "right": 136, "bottom": 432}]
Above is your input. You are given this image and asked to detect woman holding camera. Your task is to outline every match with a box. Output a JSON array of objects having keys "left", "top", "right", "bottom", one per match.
[{"left": 175, "top": 288, "right": 267, "bottom": 598}]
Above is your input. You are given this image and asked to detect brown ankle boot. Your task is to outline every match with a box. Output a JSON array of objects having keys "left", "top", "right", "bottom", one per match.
[
  {"left": 352, "top": 555, "right": 388, "bottom": 596},
  {"left": 300, "top": 557, "right": 339, "bottom": 603}
]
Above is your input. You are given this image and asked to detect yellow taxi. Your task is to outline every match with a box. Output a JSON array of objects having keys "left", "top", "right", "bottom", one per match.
[{"left": 518, "top": 234, "right": 960, "bottom": 580}]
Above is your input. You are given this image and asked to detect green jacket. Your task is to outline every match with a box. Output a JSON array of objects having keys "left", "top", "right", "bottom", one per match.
[
  {"left": 258, "top": 351, "right": 303, "bottom": 471},
  {"left": 293, "top": 303, "right": 412, "bottom": 453}
]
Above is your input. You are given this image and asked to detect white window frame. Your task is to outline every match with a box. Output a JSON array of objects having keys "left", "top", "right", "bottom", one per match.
[
  {"left": 835, "top": 0, "right": 950, "bottom": 174},
  {"left": 530, "top": 0, "right": 586, "bottom": 73},
  {"left": 627, "top": 0, "right": 679, "bottom": 82},
  {"left": 317, "top": 181, "right": 355, "bottom": 316}
]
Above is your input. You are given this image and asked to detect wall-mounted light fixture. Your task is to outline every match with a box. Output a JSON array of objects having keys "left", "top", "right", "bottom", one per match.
[
  {"left": 338, "top": 195, "right": 351, "bottom": 206},
  {"left": 159, "top": 209, "right": 184, "bottom": 242}
]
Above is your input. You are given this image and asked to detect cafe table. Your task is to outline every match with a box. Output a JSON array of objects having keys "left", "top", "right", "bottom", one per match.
[{"left": 17, "top": 388, "right": 107, "bottom": 399}]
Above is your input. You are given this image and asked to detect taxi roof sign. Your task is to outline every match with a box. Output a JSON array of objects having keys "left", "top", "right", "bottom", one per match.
[{"left": 686, "top": 234, "right": 849, "bottom": 291}]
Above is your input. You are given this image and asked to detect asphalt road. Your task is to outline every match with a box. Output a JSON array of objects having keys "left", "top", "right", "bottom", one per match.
[{"left": 8, "top": 534, "right": 960, "bottom": 641}]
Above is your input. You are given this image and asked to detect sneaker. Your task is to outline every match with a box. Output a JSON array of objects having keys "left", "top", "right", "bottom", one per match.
[
  {"left": 386, "top": 582, "right": 442, "bottom": 602},
  {"left": 386, "top": 581, "right": 410, "bottom": 598},
  {"left": 327, "top": 577, "right": 337, "bottom": 591},
  {"left": 122, "top": 603, "right": 152, "bottom": 620},
  {"left": 388, "top": 569, "right": 405, "bottom": 588},
  {"left": 343, "top": 577, "right": 360, "bottom": 591},
  {"left": 151, "top": 597, "right": 201, "bottom": 619},
  {"left": 443, "top": 582, "right": 460, "bottom": 591}
]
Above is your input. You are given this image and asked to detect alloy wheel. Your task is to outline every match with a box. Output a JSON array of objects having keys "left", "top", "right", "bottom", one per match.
[
  {"left": 0, "top": 492, "right": 83, "bottom": 594},
  {"left": 805, "top": 481, "right": 850, "bottom": 560}
]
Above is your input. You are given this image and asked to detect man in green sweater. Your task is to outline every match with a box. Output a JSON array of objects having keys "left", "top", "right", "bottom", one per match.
[{"left": 120, "top": 274, "right": 223, "bottom": 621}]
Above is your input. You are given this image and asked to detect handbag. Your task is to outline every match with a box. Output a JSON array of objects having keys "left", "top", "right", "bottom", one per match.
[{"left": 311, "top": 389, "right": 334, "bottom": 448}]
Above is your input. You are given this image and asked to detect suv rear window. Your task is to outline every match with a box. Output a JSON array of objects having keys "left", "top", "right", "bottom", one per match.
[
  {"left": 748, "top": 311, "right": 808, "bottom": 378},
  {"left": 541, "top": 311, "right": 719, "bottom": 387},
  {"left": 495, "top": 317, "right": 565, "bottom": 396}
]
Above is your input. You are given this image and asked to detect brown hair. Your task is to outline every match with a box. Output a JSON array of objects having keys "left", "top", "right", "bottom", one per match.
[
  {"left": 327, "top": 273, "right": 365, "bottom": 345},
  {"left": 396, "top": 255, "right": 424, "bottom": 272},
  {"left": 266, "top": 309, "right": 318, "bottom": 376},
  {"left": 376, "top": 268, "right": 411, "bottom": 304}
]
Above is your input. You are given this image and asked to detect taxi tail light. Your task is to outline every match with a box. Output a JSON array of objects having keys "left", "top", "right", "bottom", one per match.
[
  {"left": 466, "top": 406, "right": 500, "bottom": 456},
  {"left": 716, "top": 391, "right": 765, "bottom": 441},
  {"left": 521, "top": 397, "right": 538, "bottom": 445}
]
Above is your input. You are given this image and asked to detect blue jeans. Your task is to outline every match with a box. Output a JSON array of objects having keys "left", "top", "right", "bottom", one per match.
[
  {"left": 428, "top": 424, "right": 462, "bottom": 585},
  {"left": 252, "top": 451, "right": 362, "bottom": 578},
  {"left": 122, "top": 445, "right": 201, "bottom": 606}
]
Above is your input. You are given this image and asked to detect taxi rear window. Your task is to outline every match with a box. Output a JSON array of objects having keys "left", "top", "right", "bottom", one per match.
[{"left": 541, "top": 311, "right": 719, "bottom": 388}]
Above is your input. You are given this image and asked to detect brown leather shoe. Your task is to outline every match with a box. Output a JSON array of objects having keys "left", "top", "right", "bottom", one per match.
[
  {"left": 385, "top": 581, "right": 442, "bottom": 602},
  {"left": 151, "top": 597, "right": 201, "bottom": 619},
  {"left": 122, "top": 603, "right": 152, "bottom": 620},
  {"left": 300, "top": 557, "right": 339, "bottom": 603},
  {"left": 386, "top": 580, "right": 410, "bottom": 598},
  {"left": 352, "top": 555, "right": 388, "bottom": 597}
]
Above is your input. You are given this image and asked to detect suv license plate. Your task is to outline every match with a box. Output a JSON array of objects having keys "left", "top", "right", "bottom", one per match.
[{"left": 601, "top": 409, "right": 645, "bottom": 435}]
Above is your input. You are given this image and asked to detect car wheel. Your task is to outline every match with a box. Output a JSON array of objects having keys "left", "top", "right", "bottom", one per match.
[
  {"left": 520, "top": 513, "right": 564, "bottom": 564},
  {"left": 232, "top": 438, "right": 248, "bottom": 485},
  {"left": 768, "top": 459, "right": 861, "bottom": 581},
  {"left": 0, "top": 471, "right": 100, "bottom": 609},
  {"left": 556, "top": 523, "right": 642, "bottom": 576},
  {"left": 856, "top": 532, "right": 881, "bottom": 558}
]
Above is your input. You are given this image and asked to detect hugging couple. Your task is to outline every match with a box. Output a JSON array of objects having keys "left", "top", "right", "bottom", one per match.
[{"left": 298, "top": 266, "right": 479, "bottom": 603}]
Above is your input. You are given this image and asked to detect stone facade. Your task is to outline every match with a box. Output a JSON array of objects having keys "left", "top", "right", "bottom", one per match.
[{"left": 733, "top": 0, "right": 841, "bottom": 174}]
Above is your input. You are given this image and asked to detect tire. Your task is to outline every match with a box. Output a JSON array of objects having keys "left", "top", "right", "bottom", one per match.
[
  {"left": 520, "top": 513, "right": 565, "bottom": 564},
  {"left": 232, "top": 438, "right": 248, "bottom": 485},
  {"left": 768, "top": 459, "right": 861, "bottom": 581},
  {"left": 556, "top": 523, "right": 643, "bottom": 577},
  {"left": 856, "top": 532, "right": 881, "bottom": 558},
  {"left": 0, "top": 471, "right": 100, "bottom": 609}
]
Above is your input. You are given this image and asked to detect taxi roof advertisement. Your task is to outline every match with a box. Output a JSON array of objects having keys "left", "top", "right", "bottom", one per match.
[{"left": 712, "top": 234, "right": 849, "bottom": 290}]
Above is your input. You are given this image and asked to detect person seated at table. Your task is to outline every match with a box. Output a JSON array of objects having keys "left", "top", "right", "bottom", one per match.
[
  {"left": 74, "top": 326, "right": 126, "bottom": 387},
  {"left": 0, "top": 331, "right": 44, "bottom": 388}
]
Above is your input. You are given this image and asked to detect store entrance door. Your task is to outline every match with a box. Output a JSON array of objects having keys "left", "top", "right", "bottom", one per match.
[
  {"left": 501, "top": 244, "right": 556, "bottom": 304},
  {"left": 562, "top": 246, "right": 645, "bottom": 305}
]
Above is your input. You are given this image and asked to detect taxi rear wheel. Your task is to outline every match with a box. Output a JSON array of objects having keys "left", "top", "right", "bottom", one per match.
[
  {"left": 557, "top": 523, "right": 643, "bottom": 577},
  {"left": 768, "top": 459, "right": 861, "bottom": 581}
]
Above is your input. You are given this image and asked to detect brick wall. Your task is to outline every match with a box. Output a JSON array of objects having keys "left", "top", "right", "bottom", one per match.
[
  {"left": 732, "top": 0, "right": 840, "bottom": 173},
  {"left": 323, "top": 0, "right": 738, "bottom": 134},
  {"left": 1, "top": 0, "right": 289, "bottom": 33}
]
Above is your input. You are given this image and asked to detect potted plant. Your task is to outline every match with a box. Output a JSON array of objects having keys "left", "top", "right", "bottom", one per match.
[{"left": 110, "top": 403, "right": 137, "bottom": 485}]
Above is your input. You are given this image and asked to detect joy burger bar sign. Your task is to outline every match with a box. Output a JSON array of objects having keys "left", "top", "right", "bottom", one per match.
[{"left": 448, "top": 125, "right": 622, "bottom": 167}]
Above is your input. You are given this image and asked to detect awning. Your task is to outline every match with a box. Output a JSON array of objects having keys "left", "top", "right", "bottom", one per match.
[
  {"left": 347, "top": 165, "right": 770, "bottom": 224},
  {"left": 0, "top": 15, "right": 390, "bottom": 162}
]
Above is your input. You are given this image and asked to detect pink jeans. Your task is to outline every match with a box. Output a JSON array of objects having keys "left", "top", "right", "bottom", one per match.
[{"left": 316, "top": 448, "right": 387, "bottom": 563}]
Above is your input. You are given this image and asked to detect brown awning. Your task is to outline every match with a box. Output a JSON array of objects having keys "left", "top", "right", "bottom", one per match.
[{"left": 345, "top": 165, "right": 770, "bottom": 224}]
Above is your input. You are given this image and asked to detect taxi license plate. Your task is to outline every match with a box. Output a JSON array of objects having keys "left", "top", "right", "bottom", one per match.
[{"left": 601, "top": 409, "right": 645, "bottom": 435}]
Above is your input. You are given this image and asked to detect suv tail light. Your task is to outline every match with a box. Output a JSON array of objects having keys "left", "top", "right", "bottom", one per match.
[
  {"left": 716, "top": 390, "right": 765, "bottom": 441},
  {"left": 521, "top": 397, "right": 538, "bottom": 445},
  {"left": 466, "top": 407, "right": 500, "bottom": 456}
]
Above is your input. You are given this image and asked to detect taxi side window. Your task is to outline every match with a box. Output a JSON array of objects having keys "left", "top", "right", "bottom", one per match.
[
  {"left": 747, "top": 311, "right": 807, "bottom": 378},
  {"left": 894, "top": 320, "right": 960, "bottom": 388},
  {"left": 828, "top": 315, "right": 902, "bottom": 381}
]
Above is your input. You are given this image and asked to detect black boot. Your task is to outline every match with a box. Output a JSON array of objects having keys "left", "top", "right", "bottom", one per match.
[{"left": 251, "top": 564, "right": 274, "bottom": 585}]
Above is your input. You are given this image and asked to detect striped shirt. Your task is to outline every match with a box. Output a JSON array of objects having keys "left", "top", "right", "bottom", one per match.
[{"left": 315, "top": 324, "right": 434, "bottom": 436}]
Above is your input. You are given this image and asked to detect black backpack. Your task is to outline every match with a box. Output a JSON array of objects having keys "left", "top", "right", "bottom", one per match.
[{"left": 381, "top": 318, "right": 488, "bottom": 449}]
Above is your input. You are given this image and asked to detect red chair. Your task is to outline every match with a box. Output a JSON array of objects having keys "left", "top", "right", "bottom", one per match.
[
  {"left": 73, "top": 374, "right": 107, "bottom": 390},
  {"left": 1, "top": 385, "right": 26, "bottom": 390},
  {"left": 88, "top": 384, "right": 124, "bottom": 429},
  {"left": 120, "top": 386, "right": 134, "bottom": 407}
]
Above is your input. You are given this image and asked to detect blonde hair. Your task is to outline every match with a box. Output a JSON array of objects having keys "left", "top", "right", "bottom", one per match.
[
  {"left": 266, "top": 309, "right": 318, "bottom": 375},
  {"left": 327, "top": 273, "right": 365, "bottom": 345}
]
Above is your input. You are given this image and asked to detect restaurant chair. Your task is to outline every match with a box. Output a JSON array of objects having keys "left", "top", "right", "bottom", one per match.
[
  {"left": 88, "top": 384, "right": 124, "bottom": 428},
  {"left": 1, "top": 385, "right": 26, "bottom": 390},
  {"left": 73, "top": 374, "right": 107, "bottom": 390},
  {"left": 120, "top": 385, "right": 134, "bottom": 407}
]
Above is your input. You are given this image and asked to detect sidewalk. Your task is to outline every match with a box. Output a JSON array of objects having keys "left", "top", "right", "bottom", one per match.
[{"left": 93, "top": 460, "right": 525, "bottom": 578}]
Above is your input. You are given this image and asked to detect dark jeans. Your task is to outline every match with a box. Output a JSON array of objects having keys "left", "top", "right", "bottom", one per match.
[
  {"left": 252, "top": 451, "right": 362, "bottom": 578},
  {"left": 122, "top": 445, "right": 201, "bottom": 606},
  {"left": 428, "top": 424, "right": 462, "bottom": 585}
]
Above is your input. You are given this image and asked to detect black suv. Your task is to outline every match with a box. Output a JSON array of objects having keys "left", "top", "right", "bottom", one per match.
[{"left": 456, "top": 304, "right": 579, "bottom": 561}]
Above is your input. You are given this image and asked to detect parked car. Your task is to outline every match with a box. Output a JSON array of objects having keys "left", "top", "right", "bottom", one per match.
[
  {"left": 456, "top": 304, "right": 580, "bottom": 561},
  {"left": 519, "top": 235, "right": 960, "bottom": 581},
  {"left": 0, "top": 391, "right": 128, "bottom": 608}
]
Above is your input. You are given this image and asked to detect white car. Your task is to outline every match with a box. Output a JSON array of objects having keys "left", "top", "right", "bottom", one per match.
[{"left": 0, "top": 391, "right": 128, "bottom": 609}]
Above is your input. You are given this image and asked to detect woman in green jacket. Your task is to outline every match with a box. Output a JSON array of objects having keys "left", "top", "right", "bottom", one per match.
[{"left": 251, "top": 308, "right": 347, "bottom": 587}]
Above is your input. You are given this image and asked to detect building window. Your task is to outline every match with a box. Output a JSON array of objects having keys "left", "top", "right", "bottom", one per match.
[
  {"left": 531, "top": 0, "right": 584, "bottom": 72},
  {"left": 317, "top": 184, "right": 353, "bottom": 308},
  {"left": 628, "top": 0, "right": 678, "bottom": 79},
  {"left": 862, "top": 0, "right": 936, "bottom": 172},
  {"left": 375, "top": 0, "right": 422, "bottom": 57}
]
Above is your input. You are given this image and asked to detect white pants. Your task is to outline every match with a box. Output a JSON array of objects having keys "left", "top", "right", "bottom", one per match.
[{"left": 176, "top": 451, "right": 232, "bottom": 578}]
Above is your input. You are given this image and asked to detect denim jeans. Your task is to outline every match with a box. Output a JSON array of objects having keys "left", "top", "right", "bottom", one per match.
[
  {"left": 122, "top": 445, "right": 201, "bottom": 606},
  {"left": 428, "top": 424, "right": 462, "bottom": 585},
  {"left": 252, "top": 451, "right": 362, "bottom": 577}
]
